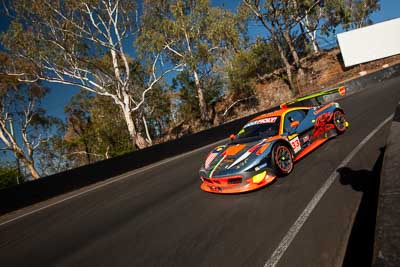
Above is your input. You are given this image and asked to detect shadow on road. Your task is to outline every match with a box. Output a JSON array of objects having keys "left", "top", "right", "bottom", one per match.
[{"left": 338, "top": 147, "right": 385, "bottom": 267}]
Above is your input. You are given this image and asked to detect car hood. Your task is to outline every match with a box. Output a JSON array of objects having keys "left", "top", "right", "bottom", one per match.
[{"left": 203, "top": 140, "right": 263, "bottom": 177}]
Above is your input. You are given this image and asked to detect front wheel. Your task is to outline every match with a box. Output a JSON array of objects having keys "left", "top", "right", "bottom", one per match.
[
  {"left": 333, "top": 110, "right": 347, "bottom": 135},
  {"left": 271, "top": 144, "right": 294, "bottom": 176}
]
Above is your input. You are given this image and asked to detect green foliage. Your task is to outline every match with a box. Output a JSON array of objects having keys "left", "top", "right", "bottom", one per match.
[
  {"left": 346, "top": 0, "right": 380, "bottom": 29},
  {"left": 1, "top": 0, "right": 137, "bottom": 68},
  {"left": 145, "top": 85, "right": 173, "bottom": 137},
  {"left": 170, "top": 70, "right": 223, "bottom": 122},
  {"left": 35, "top": 134, "right": 70, "bottom": 176},
  {"left": 137, "top": 0, "right": 242, "bottom": 122},
  {"left": 228, "top": 39, "right": 282, "bottom": 99},
  {"left": 0, "top": 164, "right": 19, "bottom": 190},
  {"left": 317, "top": 0, "right": 381, "bottom": 34},
  {"left": 138, "top": 0, "right": 241, "bottom": 62},
  {"left": 64, "top": 91, "right": 133, "bottom": 166},
  {"left": 171, "top": 71, "right": 200, "bottom": 121},
  {"left": 0, "top": 58, "right": 62, "bottom": 179},
  {"left": 320, "top": 0, "right": 351, "bottom": 34}
]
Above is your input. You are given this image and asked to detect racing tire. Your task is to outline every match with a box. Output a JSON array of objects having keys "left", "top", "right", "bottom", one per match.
[
  {"left": 333, "top": 110, "right": 346, "bottom": 135},
  {"left": 271, "top": 144, "right": 294, "bottom": 176}
]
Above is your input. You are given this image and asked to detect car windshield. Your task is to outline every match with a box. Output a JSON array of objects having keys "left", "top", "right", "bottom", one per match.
[{"left": 236, "top": 117, "right": 281, "bottom": 140}]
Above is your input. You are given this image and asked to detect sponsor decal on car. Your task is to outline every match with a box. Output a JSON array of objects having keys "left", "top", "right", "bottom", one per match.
[
  {"left": 228, "top": 151, "right": 252, "bottom": 169},
  {"left": 255, "top": 163, "right": 268, "bottom": 171},
  {"left": 289, "top": 136, "right": 301, "bottom": 153},
  {"left": 244, "top": 117, "right": 277, "bottom": 128}
]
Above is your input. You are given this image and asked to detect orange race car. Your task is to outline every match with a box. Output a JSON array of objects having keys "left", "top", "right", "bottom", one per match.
[{"left": 199, "top": 87, "right": 349, "bottom": 194}]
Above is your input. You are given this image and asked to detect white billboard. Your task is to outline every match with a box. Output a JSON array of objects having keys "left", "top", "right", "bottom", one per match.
[{"left": 337, "top": 18, "right": 400, "bottom": 67}]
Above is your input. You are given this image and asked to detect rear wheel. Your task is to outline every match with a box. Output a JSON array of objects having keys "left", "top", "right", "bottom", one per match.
[
  {"left": 271, "top": 144, "right": 294, "bottom": 176},
  {"left": 333, "top": 110, "right": 346, "bottom": 134}
]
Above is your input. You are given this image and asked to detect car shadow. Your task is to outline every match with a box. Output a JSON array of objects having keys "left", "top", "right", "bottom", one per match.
[{"left": 338, "top": 147, "right": 385, "bottom": 267}]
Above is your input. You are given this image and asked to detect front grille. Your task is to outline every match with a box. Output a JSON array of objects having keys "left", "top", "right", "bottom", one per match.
[{"left": 228, "top": 178, "right": 242, "bottom": 184}]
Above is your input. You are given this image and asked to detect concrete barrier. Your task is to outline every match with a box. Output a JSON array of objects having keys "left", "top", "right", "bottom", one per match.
[
  {"left": 1, "top": 63, "right": 400, "bottom": 215},
  {"left": 321, "top": 64, "right": 400, "bottom": 103},
  {"left": 373, "top": 102, "right": 400, "bottom": 267}
]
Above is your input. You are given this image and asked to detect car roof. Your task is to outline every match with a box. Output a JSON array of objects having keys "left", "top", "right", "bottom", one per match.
[{"left": 249, "top": 106, "right": 311, "bottom": 122}]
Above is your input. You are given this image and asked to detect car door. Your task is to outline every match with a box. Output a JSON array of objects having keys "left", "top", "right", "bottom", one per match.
[{"left": 283, "top": 109, "right": 312, "bottom": 154}]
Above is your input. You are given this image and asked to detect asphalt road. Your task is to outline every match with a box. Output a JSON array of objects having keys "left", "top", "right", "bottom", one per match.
[{"left": 1, "top": 76, "right": 400, "bottom": 267}]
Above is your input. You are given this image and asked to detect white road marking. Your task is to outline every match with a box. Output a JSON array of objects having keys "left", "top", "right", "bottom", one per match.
[
  {"left": 0, "top": 139, "right": 228, "bottom": 227},
  {"left": 264, "top": 114, "right": 394, "bottom": 267}
]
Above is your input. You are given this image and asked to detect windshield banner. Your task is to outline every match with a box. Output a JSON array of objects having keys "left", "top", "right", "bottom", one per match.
[{"left": 244, "top": 117, "right": 277, "bottom": 128}]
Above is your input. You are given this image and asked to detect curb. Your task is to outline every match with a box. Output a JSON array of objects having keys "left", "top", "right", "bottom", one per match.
[{"left": 373, "top": 102, "right": 400, "bottom": 267}]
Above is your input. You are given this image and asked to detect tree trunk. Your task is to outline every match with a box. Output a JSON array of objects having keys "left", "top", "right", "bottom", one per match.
[
  {"left": 20, "top": 158, "right": 40, "bottom": 180},
  {"left": 283, "top": 30, "right": 304, "bottom": 78},
  {"left": 274, "top": 39, "right": 297, "bottom": 95},
  {"left": 27, "top": 163, "right": 40, "bottom": 180},
  {"left": 121, "top": 104, "right": 149, "bottom": 150},
  {"left": 142, "top": 115, "right": 153, "bottom": 146},
  {"left": 83, "top": 141, "right": 91, "bottom": 164},
  {"left": 308, "top": 33, "right": 319, "bottom": 54},
  {"left": 300, "top": 22, "right": 319, "bottom": 54},
  {"left": 304, "top": 27, "right": 319, "bottom": 53},
  {"left": 193, "top": 70, "right": 209, "bottom": 123}
]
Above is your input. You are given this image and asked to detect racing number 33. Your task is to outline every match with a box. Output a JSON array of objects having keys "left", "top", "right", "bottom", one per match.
[{"left": 290, "top": 137, "right": 301, "bottom": 153}]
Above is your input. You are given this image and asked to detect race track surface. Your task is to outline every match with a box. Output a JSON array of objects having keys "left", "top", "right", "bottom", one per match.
[{"left": 1, "top": 77, "right": 400, "bottom": 267}]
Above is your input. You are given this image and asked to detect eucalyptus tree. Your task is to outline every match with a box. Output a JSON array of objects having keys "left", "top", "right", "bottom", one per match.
[
  {"left": 64, "top": 91, "right": 134, "bottom": 167},
  {"left": 0, "top": 163, "right": 19, "bottom": 189},
  {"left": 137, "top": 0, "right": 242, "bottom": 123},
  {"left": 292, "top": 0, "right": 324, "bottom": 53},
  {"left": 344, "top": 0, "right": 380, "bottom": 29},
  {"left": 1, "top": 0, "right": 181, "bottom": 149},
  {"left": 0, "top": 73, "right": 57, "bottom": 179},
  {"left": 291, "top": 0, "right": 379, "bottom": 53},
  {"left": 241, "top": 0, "right": 300, "bottom": 93},
  {"left": 242, "top": 0, "right": 340, "bottom": 93}
]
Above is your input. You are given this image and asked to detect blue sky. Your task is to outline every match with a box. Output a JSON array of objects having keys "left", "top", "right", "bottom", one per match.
[{"left": 1, "top": 0, "right": 399, "bottom": 121}]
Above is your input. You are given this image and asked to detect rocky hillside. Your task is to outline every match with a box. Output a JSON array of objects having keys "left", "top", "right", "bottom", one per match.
[{"left": 219, "top": 49, "right": 400, "bottom": 121}]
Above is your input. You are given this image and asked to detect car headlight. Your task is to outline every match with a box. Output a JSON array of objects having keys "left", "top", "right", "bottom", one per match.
[{"left": 252, "top": 171, "right": 267, "bottom": 183}]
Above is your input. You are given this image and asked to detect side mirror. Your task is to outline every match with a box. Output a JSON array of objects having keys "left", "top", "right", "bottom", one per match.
[
  {"left": 290, "top": 120, "right": 300, "bottom": 128},
  {"left": 229, "top": 134, "right": 236, "bottom": 140}
]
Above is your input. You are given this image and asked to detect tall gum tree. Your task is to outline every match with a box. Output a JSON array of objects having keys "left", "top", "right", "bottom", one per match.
[
  {"left": 1, "top": 0, "right": 181, "bottom": 149},
  {"left": 344, "top": 0, "right": 380, "bottom": 29},
  {"left": 241, "top": 0, "right": 298, "bottom": 94},
  {"left": 0, "top": 63, "right": 58, "bottom": 180},
  {"left": 291, "top": 0, "right": 324, "bottom": 54},
  {"left": 137, "top": 0, "right": 242, "bottom": 124},
  {"left": 241, "top": 0, "right": 325, "bottom": 93}
]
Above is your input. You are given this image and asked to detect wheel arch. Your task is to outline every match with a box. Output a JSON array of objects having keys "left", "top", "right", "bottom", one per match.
[
  {"left": 270, "top": 138, "right": 294, "bottom": 156},
  {"left": 334, "top": 107, "right": 345, "bottom": 114}
]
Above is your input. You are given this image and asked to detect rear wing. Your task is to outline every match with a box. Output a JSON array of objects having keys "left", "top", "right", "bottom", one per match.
[{"left": 280, "top": 86, "right": 346, "bottom": 108}]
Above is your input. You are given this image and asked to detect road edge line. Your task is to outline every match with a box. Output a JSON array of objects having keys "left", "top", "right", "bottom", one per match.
[{"left": 0, "top": 139, "right": 227, "bottom": 227}]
